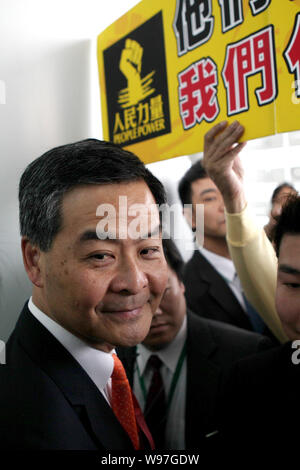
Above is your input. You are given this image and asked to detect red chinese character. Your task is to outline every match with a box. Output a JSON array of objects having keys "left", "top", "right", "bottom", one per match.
[
  {"left": 222, "top": 25, "right": 277, "bottom": 115},
  {"left": 284, "top": 13, "right": 300, "bottom": 99},
  {"left": 178, "top": 58, "right": 219, "bottom": 129}
]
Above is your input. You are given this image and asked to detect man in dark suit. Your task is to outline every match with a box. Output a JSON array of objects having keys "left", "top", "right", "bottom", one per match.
[
  {"left": 178, "top": 160, "right": 268, "bottom": 334},
  {"left": 118, "top": 238, "right": 272, "bottom": 450},
  {"left": 0, "top": 139, "right": 169, "bottom": 450},
  {"left": 202, "top": 120, "right": 300, "bottom": 459}
]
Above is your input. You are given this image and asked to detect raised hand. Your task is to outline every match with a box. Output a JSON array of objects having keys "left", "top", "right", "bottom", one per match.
[
  {"left": 118, "top": 39, "right": 144, "bottom": 107},
  {"left": 203, "top": 121, "right": 247, "bottom": 213}
]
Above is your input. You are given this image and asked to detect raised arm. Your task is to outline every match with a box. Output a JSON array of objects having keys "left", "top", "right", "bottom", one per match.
[{"left": 203, "top": 121, "right": 288, "bottom": 343}]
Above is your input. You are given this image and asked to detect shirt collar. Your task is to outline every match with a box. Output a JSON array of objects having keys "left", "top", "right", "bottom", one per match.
[
  {"left": 28, "top": 297, "right": 114, "bottom": 392},
  {"left": 137, "top": 315, "right": 187, "bottom": 376},
  {"left": 199, "top": 246, "right": 236, "bottom": 283}
]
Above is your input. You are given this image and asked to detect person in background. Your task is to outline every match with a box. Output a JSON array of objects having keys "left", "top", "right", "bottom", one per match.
[
  {"left": 0, "top": 139, "right": 168, "bottom": 450},
  {"left": 264, "top": 182, "right": 297, "bottom": 241},
  {"left": 201, "top": 120, "right": 300, "bottom": 456},
  {"left": 178, "top": 160, "right": 273, "bottom": 339},
  {"left": 202, "top": 120, "right": 288, "bottom": 344},
  {"left": 117, "top": 237, "right": 272, "bottom": 450}
]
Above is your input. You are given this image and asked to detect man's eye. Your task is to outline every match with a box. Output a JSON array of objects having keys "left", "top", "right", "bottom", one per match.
[
  {"left": 284, "top": 283, "right": 300, "bottom": 289},
  {"left": 203, "top": 197, "right": 216, "bottom": 202},
  {"left": 90, "top": 253, "right": 112, "bottom": 261},
  {"left": 140, "top": 248, "right": 160, "bottom": 256}
]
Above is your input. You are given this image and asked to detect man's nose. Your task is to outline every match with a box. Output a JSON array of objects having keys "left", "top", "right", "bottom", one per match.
[
  {"left": 154, "top": 305, "right": 163, "bottom": 316},
  {"left": 110, "top": 257, "right": 148, "bottom": 294}
]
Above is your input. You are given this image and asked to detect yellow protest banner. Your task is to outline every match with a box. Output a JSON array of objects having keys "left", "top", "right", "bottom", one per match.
[{"left": 97, "top": 0, "right": 300, "bottom": 164}]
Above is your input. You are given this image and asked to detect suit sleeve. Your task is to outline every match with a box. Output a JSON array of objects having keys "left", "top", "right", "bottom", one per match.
[{"left": 225, "top": 205, "right": 288, "bottom": 344}]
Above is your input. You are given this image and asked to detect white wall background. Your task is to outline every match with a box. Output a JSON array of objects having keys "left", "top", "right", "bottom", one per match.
[
  {"left": 1, "top": 0, "right": 300, "bottom": 342},
  {"left": 0, "top": 0, "right": 139, "bottom": 341}
]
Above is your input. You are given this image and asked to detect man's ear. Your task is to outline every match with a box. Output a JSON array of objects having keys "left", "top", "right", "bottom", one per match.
[
  {"left": 179, "top": 280, "right": 185, "bottom": 295},
  {"left": 182, "top": 205, "right": 196, "bottom": 231},
  {"left": 21, "top": 237, "right": 44, "bottom": 288}
]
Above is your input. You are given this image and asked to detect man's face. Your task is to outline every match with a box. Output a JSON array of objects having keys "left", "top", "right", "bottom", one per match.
[
  {"left": 276, "top": 234, "right": 300, "bottom": 340},
  {"left": 33, "top": 181, "right": 168, "bottom": 352},
  {"left": 142, "top": 266, "right": 186, "bottom": 350},
  {"left": 190, "top": 177, "right": 226, "bottom": 238}
]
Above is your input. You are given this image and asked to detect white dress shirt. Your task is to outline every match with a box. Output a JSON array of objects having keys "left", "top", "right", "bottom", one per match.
[
  {"left": 199, "top": 246, "right": 247, "bottom": 312},
  {"left": 133, "top": 315, "right": 187, "bottom": 450},
  {"left": 28, "top": 297, "right": 114, "bottom": 404}
]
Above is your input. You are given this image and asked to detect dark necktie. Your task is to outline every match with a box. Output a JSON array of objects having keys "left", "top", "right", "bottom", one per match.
[
  {"left": 233, "top": 273, "right": 265, "bottom": 334},
  {"left": 144, "top": 354, "right": 167, "bottom": 449},
  {"left": 242, "top": 293, "right": 265, "bottom": 334}
]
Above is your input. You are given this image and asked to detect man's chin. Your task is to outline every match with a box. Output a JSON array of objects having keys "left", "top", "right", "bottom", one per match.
[
  {"left": 142, "top": 338, "right": 168, "bottom": 351},
  {"left": 121, "top": 320, "right": 153, "bottom": 347},
  {"left": 142, "top": 331, "right": 170, "bottom": 350}
]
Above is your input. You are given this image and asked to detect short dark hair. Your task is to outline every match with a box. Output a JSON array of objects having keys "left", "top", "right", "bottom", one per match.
[
  {"left": 271, "top": 182, "right": 296, "bottom": 204},
  {"left": 162, "top": 238, "right": 185, "bottom": 282},
  {"left": 178, "top": 159, "right": 207, "bottom": 206},
  {"left": 273, "top": 195, "right": 300, "bottom": 256},
  {"left": 19, "top": 139, "right": 166, "bottom": 251}
]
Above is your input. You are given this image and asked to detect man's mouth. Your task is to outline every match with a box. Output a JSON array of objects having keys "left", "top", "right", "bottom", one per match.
[
  {"left": 100, "top": 306, "right": 145, "bottom": 320},
  {"left": 150, "top": 322, "right": 168, "bottom": 331}
]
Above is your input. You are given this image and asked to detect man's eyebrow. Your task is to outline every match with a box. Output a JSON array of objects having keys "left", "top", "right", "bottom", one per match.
[
  {"left": 79, "top": 230, "right": 101, "bottom": 243},
  {"left": 138, "top": 224, "right": 161, "bottom": 240},
  {"left": 78, "top": 224, "right": 161, "bottom": 243},
  {"left": 79, "top": 230, "right": 118, "bottom": 242},
  {"left": 200, "top": 188, "right": 217, "bottom": 197},
  {"left": 278, "top": 264, "right": 300, "bottom": 275}
]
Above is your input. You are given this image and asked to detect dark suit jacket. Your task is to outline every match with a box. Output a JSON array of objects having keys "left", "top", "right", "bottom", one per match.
[
  {"left": 0, "top": 303, "right": 134, "bottom": 450},
  {"left": 183, "top": 250, "right": 255, "bottom": 331},
  {"left": 219, "top": 341, "right": 300, "bottom": 456},
  {"left": 117, "top": 310, "right": 272, "bottom": 450}
]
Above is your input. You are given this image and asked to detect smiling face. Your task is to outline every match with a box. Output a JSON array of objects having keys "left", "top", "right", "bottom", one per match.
[
  {"left": 276, "top": 234, "right": 300, "bottom": 340},
  {"left": 27, "top": 181, "right": 168, "bottom": 352},
  {"left": 142, "top": 266, "right": 186, "bottom": 351}
]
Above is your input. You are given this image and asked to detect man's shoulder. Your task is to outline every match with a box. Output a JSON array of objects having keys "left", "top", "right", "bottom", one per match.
[
  {"left": 231, "top": 341, "right": 292, "bottom": 375},
  {"left": 184, "top": 249, "right": 206, "bottom": 272},
  {"left": 183, "top": 250, "right": 220, "bottom": 294},
  {"left": 183, "top": 250, "right": 230, "bottom": 292},
  {"left": 187, "top": 310, "right": 272, "bottom": 358},
  {"left": 5, "top": 302, "right": 28, "bottom": 356}
]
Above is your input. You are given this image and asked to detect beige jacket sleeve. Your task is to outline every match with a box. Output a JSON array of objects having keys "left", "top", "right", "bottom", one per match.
[{"left": 226, "top": 205, "right": 288, "bottom": 344}]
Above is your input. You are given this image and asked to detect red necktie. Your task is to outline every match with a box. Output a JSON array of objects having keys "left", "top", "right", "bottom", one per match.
[{"left": 111, "top": 353, "right": 140, "bottom": 450}]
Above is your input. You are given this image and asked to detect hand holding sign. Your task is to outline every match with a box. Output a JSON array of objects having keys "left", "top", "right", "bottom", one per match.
[{"left": 203, "top": 121, "right": 247, "bottom": 214}]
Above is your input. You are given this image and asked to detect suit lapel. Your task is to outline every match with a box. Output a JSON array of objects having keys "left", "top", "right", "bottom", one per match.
[
  {"left": 185, "top": 311, "right": 221, "bottom": 446},
  {"left": 16, "top": 305, "right": 133, "bottom": 450},
  {"left": 189, "top": 251, "right": 251, "bottom": 328}
]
